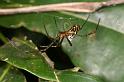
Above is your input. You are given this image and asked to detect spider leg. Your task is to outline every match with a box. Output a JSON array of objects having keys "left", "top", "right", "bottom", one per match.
[
  {"left": 40, "top": 37, "right": 59, "bottom": 52},
  {"left": 57, "top": 37, "right": 64, "bottom": 46},
  {"left": 66, "top": 36, "right": 72, "bottom": 46},
  {"left": 43, "top": 23, "right": 49, "bottom": 37},
  {"left": 95, "top": 18, "right": 101, "bottom": 32},
  {"left": 81, "top": 14, "right": 90, "bottom": 30},
  {"left": 54, "top": 17, "right": 58, "bottom": 28},
  {"left": 87, "top": 18, "right": 101, "bottom": 36},
  {"left": 76, "top": 18, "right": 101, "bottom": 38}
]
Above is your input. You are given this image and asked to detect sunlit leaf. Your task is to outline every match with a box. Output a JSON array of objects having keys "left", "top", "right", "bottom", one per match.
[{"left": 0, "top": 38, "right": 56, "bottom": 81}]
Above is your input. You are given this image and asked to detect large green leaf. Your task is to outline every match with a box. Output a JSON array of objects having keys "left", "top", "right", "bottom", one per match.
[
  {"left": 0, "top": 38, "right": 56, "bottom": 81},
  {"left": 0, "top": 0, "right": 124, "bottom": 82},
  {"left": 0, "top": 0, "right": 104, "bottom": 35},
  {"left": 62, "top": 23, "right": 124, "bottom": 82},
  {"left": 60, "top": 3, "right": 124, "bottom": 82},
  {"left": 57, "top": 71, "right": 104, "bottom": 82},
  {"left": 39, "top": 70, "right": 104, "bottom": 82},
  {"left": 0, "top": 62, "right": 26, "bottom": 82}
]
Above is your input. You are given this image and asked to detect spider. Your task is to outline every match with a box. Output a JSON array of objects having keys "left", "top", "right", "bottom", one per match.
[{"left": 41, "top": 15, "right": 100, "bottom": 52}]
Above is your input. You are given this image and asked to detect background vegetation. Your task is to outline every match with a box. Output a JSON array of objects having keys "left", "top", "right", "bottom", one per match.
[{"left": 0, "top": 0, "right": 124, "bottom": 82}]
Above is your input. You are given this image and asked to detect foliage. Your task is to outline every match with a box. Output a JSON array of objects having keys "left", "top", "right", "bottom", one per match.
[{"left": 0, "top": 0, "right": 124, "bottom": 82}]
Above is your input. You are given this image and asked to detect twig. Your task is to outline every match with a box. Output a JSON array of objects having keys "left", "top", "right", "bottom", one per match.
[
  {"left": 0, "top": 0, "right": 124, "bottom": 15},
  {"left": 41, "top": 52, "right": 54, "bottom": 69}
]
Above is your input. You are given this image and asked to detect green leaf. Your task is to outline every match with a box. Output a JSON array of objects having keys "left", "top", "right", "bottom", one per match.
[
  {"left": 0, "top": 62, "right": 26, "bottom": 82},
  {"left": 61, "top": 4, "right": 124, "bottom": 34},
  {"left": 0, "top": 0, "right": 124, "bottom": 82},
  {"left": 57, "top": 71, "right": 104, "bottom": 82},
  {"left": 39, "top": 70, "right": 104, "bottom": 82},
  {"left": 0, "top": 38, "right": 56, "bottom": 81},
  {"left": 62, "top": 23, "right": 124, "bottom": 82},
  {"left": 0, "top": 0, "right": 104, "bottom": 34},
  {"left": 59, "top": 4, "right": 124, "bottom": 82}
]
